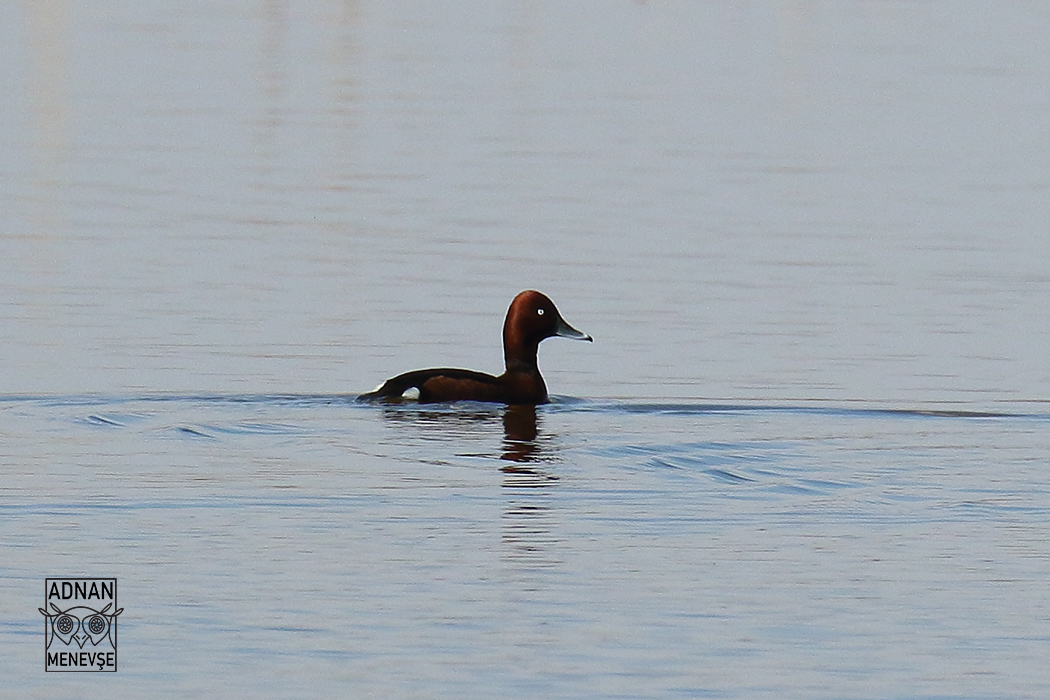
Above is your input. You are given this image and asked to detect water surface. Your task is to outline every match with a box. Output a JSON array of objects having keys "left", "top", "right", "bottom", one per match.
[
  {"left": 4, "top": 395, "right": 1050, "bottom": 698},
  {"left": 3, "top": 1, "right": 1050, "bottom": 698}
]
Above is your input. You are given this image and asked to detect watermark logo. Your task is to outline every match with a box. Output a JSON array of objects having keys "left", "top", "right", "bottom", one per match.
[{"left": 40, "top": 578, "right": 122, "bottom": 672}]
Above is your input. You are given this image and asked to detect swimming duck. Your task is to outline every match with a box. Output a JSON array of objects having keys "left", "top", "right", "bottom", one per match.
[{"left": 358, "top": 290, "right": 591, "bottom": 404}]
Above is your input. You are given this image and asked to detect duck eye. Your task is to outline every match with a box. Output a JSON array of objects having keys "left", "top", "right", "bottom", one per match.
[{"left": 537, "top": 308, "right": 545, "bottom": 316}]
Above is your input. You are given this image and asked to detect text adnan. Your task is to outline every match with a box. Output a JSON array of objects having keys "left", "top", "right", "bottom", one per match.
[{"left": 47, "top": 580, "right": 114, "bottom": 601}]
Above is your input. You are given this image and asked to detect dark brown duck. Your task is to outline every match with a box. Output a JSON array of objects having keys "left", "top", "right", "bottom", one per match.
[{"left": 358, "top": 290, "right": 592, "bottom": 404}]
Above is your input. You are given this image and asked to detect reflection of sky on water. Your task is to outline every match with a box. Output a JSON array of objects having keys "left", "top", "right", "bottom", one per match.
[
  {"left": 3, "top": 2, "right": 1050, "bottom": 406},
  {"left": 3, "top": 391, "right": 1050, "bottom": 697}
]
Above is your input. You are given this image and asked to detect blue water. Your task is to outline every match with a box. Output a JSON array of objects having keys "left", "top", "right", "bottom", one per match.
[
  {"left": 3, "top": 394, "right": 1050, "bottom": 698},
  {"left": 4, "top": 0, "right": 1050, "bottom": 697}
]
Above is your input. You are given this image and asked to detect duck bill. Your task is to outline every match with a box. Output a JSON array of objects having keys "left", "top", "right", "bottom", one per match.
[{"left": 555, "top": 316, "right": 593, "bottom": 342}]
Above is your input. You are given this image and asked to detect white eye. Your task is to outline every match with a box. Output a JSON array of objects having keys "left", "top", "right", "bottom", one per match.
[{"left": 537, "top": 308, "right": 545, "bottom": 316}]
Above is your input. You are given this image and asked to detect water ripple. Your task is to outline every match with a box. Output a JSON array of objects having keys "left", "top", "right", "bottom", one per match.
[{"left": 5, "top": 393, "right": 1050, "bottom": 422}]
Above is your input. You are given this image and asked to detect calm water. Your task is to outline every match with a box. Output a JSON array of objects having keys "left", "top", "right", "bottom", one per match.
[{"left": 3, "top": 1, "right": 1050, "bottom": 698}]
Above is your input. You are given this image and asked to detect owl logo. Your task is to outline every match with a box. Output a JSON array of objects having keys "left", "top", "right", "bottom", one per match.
[{"left": 39, "top": 602, "right": 123, "bottom": 651}]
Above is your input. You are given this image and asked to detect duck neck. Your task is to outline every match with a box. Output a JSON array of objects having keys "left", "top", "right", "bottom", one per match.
[{"left": 503, "top": 326, "right": 540, "bottom": 373}]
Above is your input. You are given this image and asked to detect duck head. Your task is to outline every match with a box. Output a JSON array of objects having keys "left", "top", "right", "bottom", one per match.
[{"left": 503, "top": 290, "right": 592, "bottom": 370}]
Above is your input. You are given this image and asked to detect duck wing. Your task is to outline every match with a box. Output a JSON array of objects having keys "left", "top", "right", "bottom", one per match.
[{"left": 357, "top": 368, "right": 506, "bottom": 403}]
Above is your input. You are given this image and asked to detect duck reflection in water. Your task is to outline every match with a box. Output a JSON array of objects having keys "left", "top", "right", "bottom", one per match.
[
  {"left": 371, "top": 403, "right": 561, "bottom": 564},
  {"left": 500, "top": 404, "right": 558, "bottom": 487},
  {"left": 499, "top": 404, "right": 561, "bottom": 567},
  {"left": 371, "top": 403, "right": 558, "bottom": 484}
]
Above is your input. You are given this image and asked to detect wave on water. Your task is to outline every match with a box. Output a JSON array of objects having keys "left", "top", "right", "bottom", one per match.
[
  {"left": 3, "top": 393, "right": 1049, "bottom": 421},
  {"left": 547, "top": 397, "right": 1050, "bottom": 421}
]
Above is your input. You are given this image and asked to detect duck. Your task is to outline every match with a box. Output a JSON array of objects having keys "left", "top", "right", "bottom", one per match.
[{"left": 358, "top": 290, "right": 592, "bottom": 404}]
